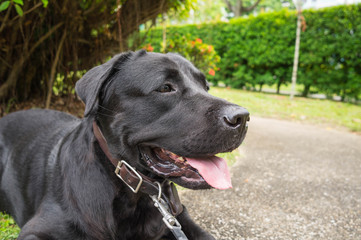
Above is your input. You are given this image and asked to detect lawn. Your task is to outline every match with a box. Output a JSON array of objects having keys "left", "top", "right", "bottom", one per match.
[
  {"left": 210, "top": 87, "right": 361, "bottom": 133},
  {"left": 0, "top": 212, "right": 20, "bottom": 240},
  {"left": 1, "top": 87, "right": 360, "bottom": 238}
]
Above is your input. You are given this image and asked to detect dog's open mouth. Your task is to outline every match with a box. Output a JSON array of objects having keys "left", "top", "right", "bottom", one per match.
[{"left": 140, "top": 147, "right": 232, "bottom": 190}]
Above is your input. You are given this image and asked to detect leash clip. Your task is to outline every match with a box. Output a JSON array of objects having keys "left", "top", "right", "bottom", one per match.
[
  {"left": 115, "top": 160, "right": 143, "bottom": 193},
  {"left": 150, "top": 182, "right": 188, "bottom": 240}
]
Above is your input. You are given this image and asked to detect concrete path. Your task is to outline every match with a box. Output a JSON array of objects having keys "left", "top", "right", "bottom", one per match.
[{"left": 180, "top": 117, "right": 361, "bottom": 240}]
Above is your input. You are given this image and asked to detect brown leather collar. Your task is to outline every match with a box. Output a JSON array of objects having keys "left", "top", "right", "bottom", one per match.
[{"left": 92, "top": 121, "right": 183, "bottom": 216}]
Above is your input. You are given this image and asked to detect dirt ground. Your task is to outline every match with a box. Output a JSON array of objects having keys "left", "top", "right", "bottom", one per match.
[{"left": 180, "top": 117, "right": 361, "bottom": 240}]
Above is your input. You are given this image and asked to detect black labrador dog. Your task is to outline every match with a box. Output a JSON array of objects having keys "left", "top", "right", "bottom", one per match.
[{"left": 0, "top": 50, "right": 249, "bottom": 240}]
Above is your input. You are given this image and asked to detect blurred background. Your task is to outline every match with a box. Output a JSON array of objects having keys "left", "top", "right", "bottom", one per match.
[{"left": 0, "top": 0, "right": 360, "bottom": 111}]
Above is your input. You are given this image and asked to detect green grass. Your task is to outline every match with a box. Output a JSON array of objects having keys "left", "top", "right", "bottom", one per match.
[
  {"left": 260, "top": 83, "right": 306, "bottom": 93},
  {"left": 210, "top": 87, "right": 361, "bottom": 132},
  {"left": 0, "top": 212, "right": 20, "bottom": 240},
  {"left": 217, "top": 151, "right": 241, "bottom": 166}
]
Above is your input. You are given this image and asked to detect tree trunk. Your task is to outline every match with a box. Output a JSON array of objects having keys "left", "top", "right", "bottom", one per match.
[
  {"left": 340, "top": 65, "right": 348, "bottom": 102},
  {"left": 117, "top": 0, "right": 124, "bottom": 52},
  {"left": 162, "top": 14, "right": 167, "bottom": 53},
  {"left": 290, "top": 7, "right": 302, "bottom": 99},
  {"left": 0, "top": 22, "right": 63, "bottom": 101},
  {"left": 0, "top": 57, "right": 25, "bottom": 100},
  {"left": 45, "top": 30, "right": 67, "bottom": 109},
  {"left": 225, "top": 0, "right": 262, "bottom": 17},
  {"left": 277, "top": 79, "right": 282, "bottom": 94},
  {"left": 302, "top": 84, "right": 310, "bottom": 97}
]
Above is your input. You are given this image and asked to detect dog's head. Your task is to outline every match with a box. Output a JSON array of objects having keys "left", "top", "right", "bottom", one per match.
[{"left": 76, "top": 50, "right": 249, "bottom": 190}]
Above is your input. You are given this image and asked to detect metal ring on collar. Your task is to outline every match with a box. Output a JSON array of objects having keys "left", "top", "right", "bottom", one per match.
[{"left": 154, "top": 181, "right": 162, "bottom": 201}]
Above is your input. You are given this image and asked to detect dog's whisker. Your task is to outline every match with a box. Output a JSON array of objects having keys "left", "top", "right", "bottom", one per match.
[
  {"left": 97, "top": 112, "right": 115, "bottom": 118},
  {"left": 98, "top": 105, "right": 117, "bottom": 113}
]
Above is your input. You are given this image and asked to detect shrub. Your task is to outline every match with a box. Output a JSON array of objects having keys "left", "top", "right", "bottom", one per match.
[
  {"left": 143, "top": 4, "right": 361, "bottom": 101},
  {"left": 143, "top": 34, "right": 220, "bottom": 83}
]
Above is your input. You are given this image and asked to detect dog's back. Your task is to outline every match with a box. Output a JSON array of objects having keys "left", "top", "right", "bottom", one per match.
[{"left": 0, "top": 109, "right": 80, "bottom": 226}]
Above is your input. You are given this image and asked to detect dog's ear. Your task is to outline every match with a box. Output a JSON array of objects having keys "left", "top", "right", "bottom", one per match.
[{"left": 75, "top": 52, "right": 132, "bottom": 117}]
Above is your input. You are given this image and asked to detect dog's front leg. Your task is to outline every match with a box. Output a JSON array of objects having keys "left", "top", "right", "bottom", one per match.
[{"left": 176, "top": 206, "right": 216, "bottom": 240}]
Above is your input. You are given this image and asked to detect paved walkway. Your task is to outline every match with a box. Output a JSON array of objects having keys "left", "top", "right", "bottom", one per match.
[{"left": 180, "top": 117, "right": 361, "bottom": 240}]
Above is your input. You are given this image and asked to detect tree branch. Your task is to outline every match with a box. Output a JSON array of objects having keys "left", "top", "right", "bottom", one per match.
[
  {"left": 84, "top": 0, "right": 102, "bottom": 16},
  {"left": 242, "top": 0, "right": 262, "bottom": 13},
  {"left": 46, "top": 29, "right": 67, "bottom": 108},
  {"left": 0, "top": 22, "right": 63, "bottom": 100},
  {"left": 0, "top": 56, "right": 11, "bottom": 68},
  {"left": 5, "top": 2, "right": 43, "bottom": 29},
  {"left": 224, "top": 0, "right": 234, "bottom": 12},
  {"left": 116, "top": 0, "right": 123, "bottom": 51},
  {"left": 0, "top": 2, "right": 12, "bottom": 33},
  {"left": 28, "top": 22, "right": 64, "bottom": 57}
]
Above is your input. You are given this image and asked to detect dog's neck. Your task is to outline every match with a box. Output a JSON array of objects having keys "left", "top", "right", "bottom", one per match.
[
  {"left": 57, "top": 119, "right": 173, "bottom": 239},
  {"left": 92, "top": 121, "right": 183, "bottom": 216}
]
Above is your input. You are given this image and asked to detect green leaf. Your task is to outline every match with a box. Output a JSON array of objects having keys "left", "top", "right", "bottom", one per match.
[
  {"left": 14, "top": 4, "right": 23, "bottom": 16},
  {"left": 0, "top": 1, "right": 10, "bottom": 12},
  {"left": 41, "top": 0, "right": 48, "bottom": 8},
  {"left": 13, "top": 0, "right": 23, "bottom": 6}
]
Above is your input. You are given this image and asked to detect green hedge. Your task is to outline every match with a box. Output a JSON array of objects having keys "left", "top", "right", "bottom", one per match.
[{"left": 143, "top": 4, "right": 361, "bottom": 101}]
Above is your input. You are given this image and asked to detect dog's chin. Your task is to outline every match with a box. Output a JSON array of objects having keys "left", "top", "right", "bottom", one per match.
[
  {"left": 139, "top": 146, "right": 232, "bottom": 190},
  {"left": 169, "top": 176, "right": 212, "bottom": 190}
]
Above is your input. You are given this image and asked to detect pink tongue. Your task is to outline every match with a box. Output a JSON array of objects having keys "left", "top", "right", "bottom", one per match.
[{"left": 185, "top": 156, "right": 232, "bottom": 189}]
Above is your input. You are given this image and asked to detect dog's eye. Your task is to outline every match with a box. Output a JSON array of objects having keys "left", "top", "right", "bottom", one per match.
[{"left": 157, "top": 84, "right": 173, "bottom": 93}]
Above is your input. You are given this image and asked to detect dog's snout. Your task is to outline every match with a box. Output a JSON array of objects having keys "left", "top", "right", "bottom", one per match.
[{"left": 222, "top": 106, "right": 250, "bottom": 128}]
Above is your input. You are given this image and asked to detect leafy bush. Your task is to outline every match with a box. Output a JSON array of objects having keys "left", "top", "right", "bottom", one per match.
[
  {"left": 144, "top": 4, "right": 361, "bottom": 101},
  {"left": 142, "top": 34, "right": 220, "bottom": 83},
  {"left": 0, "top": 213, "right": 20, "bottom": 240},
  {"left": 52, "top": 71, "right": 85, "bottom": 96},
  {"left": 167, "top": 35, "right": 220, "bottom": 82}
]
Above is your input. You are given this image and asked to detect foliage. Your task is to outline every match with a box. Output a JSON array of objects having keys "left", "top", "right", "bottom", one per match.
[
  {"left": 223, "top": 0, "right": 296, "bottom": 17},
  {"left": 142, "top": 34, "right": 220, "bottom": 81},
  {"left": 184, "top": 0, "right": 228, "bottom": 23},
  {"left": 252, "top": 0, "right": 295, "bottom": 14},
  {"left": 165, "top": 35, "right": 221, "bottom": 81},
  {"left": 142, "top": 43, "right": 155, "bottom": 52},
  {"left": 0, "top": 0, "right": 49, "bottom": 16},
  {"left": 0, "top": 212, "right": 20, "bottom": 240},
  {"left": 0, "top": 0, "right": 193, "bottom": 103},
  {"left": 52, "top": 71, "right": 85, "bottom": 96},
  {"left": 165, "top": 0, "right": 198, "bottom": 20},
  {"left": 224, "top": 0, "right": 262, "bottom": 17},
  {"left": 144, "top": 4, "right": 361, "bottom": 101},
  {"left": 192, "top": 0, "right": 227, "bottom": 23}
]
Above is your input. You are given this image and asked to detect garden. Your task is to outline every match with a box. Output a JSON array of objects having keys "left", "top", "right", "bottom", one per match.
[{"left": 142, "top": 4, "right": 361, "bottom": 102}]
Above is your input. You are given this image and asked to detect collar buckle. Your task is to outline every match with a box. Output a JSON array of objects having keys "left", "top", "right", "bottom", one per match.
[{"left": 115, "top": 160, "right": 143, "bottom": 193}]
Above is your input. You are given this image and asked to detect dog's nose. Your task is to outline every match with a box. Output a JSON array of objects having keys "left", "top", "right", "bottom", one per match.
[{"left": 222, "top": 106, "right": 250, "bottom": 128}]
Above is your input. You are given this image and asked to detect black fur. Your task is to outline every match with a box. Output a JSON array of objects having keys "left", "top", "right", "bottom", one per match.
[{"left": 0, "top": 51, "right": 249, "bottom": 239}]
